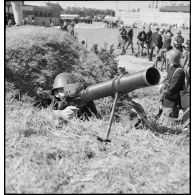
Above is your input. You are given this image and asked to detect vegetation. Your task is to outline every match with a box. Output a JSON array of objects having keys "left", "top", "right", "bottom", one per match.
[
  {"left": 6, "top": 26, "right": 115, "bottom": 103},
  {"left": 5, "top": 25, "right": 189, "bottom": 193},
  {"left": 63, "top": 6, "right": 115, "bottom": 17}
]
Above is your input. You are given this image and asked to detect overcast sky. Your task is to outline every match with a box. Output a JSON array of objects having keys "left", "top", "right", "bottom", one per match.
[{"left": 26, "top": 1, "right": 150, "bottom": 10}]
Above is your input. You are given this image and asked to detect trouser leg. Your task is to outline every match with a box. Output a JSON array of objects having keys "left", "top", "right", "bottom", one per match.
[
  {"left": 131, "top": 43, "right": 134, "bottom": 53},
  {"left": 158, "top": 106, "right": 179, "bottom": 127},
  {"left": 140, "top": 42, "right": 144, "bottom": 56},
  {"left": 149, "top": 45, "right": 154, "bottom": 61},
  {"left": 136, "top": 41, "right": 140, "bottom": 57},
  {"left": 129, "top": 39, "right": 134, "bottom": 53}
]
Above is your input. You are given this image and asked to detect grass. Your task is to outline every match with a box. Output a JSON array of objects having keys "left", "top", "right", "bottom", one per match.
[
  {"left": 5, "top": 25, "right": 190, "bottom": 193},
  {"left": 5, "top": 87, "right": 190, "bottom": 194}
]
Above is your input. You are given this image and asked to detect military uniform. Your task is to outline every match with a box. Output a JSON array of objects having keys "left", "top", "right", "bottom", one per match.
[
  {"left": 51, "top": 73, "right": 101, "bottom": 121},
  {"left": 52, "top": 96, "right": 100, "bottom": 120},
  {"left": 174, "top": 35, "right": 184, "bottom": 52},
  {"left": 155, "top": 37, "right": 173, "bottom": 70},
  {"left": 179, "top": 66, "right": 190, "bottom": 127},
  {"left": 136, "top": 30, "right": 146, "bottom": 57},
  {"left": 125, "top": 28, "right": 134, "bottom": 53},
  {"left": 120, "top": 28, "right": 128, "bottom": 55},
  {"left": 145, "top": 29, "right": 153, "bottom": 57},
  {"left": 159, "top": 64, "right": 185, "bottom": 126},
  {"left": 149, "top": 31, "right": 163, "bottom": 61}
]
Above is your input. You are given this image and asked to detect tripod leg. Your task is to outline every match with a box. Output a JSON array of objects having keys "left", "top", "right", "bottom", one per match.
[{"left": 105, "top": 92, "right": 119, "bottom": 140}]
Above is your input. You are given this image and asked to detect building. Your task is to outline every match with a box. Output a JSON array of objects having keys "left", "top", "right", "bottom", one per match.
[
  {"left": 5, "top": 1, "right": 64, "bottom": 26},
  {"left": 116, "top": 5, "right": 190, "bottom": 27},
  {"left": 60, "top": 14, "right": 80, "bottom": 24}
]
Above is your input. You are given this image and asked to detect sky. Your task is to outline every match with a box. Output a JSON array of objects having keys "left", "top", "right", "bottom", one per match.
[{"left": 26, "top": 1, "right": 150, "bottom": 11}]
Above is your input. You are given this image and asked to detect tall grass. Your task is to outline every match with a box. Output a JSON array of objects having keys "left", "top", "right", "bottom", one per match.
[{"left": 6, "top": 94, "right": 189, "bottom": 193}]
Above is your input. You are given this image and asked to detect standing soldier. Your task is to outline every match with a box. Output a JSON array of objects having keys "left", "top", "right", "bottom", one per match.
[
  {"left": 179, "top": 64, "right": 190, "bottom": 129},
  {"left": 61, "top": 21, "right": 68, "bottom": 32},
  {"left": 152, "top": 28, "right": 164, "bottom": 68},
  {"left": 125, "top": 25, "right": 134, "bottom": 54},
  {"left": 119, "top": 26, "right": 128, "bottom": 55},
  {"left": 182, "top": 37, "right": 190, "bottom": 69},
  {"left": 117, "top": 26, "right": 127, "bottom": 49},
  {"left": 173, "top": 30, "right": 184, "bottom": 52},
  {"left": 70, "top": 20, "right": 75, "bottom": 36},
  {"left": 158, "top": 48, "right": 185, "bottom": 127},
  {"left": 154, "top": 31, "right": 173, "bottom": 71},
  {"left": 135, "top": 26, "right": 146, "bottom": 57},
  {"left": 145, "top": 25, "right": 153, "bottom": 60},
  {"left": 149, "top": 27, "right": 159, "bottom": 61}
]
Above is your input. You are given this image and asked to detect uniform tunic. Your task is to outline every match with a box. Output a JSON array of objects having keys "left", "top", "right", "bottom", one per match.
[{"left": 162, "top": 65, "right": 185, "bottom": 108}]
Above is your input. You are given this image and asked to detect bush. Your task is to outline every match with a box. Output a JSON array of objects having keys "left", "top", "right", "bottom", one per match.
[{"left": 5, "top": 26, "right": 103, "bottom": 100}]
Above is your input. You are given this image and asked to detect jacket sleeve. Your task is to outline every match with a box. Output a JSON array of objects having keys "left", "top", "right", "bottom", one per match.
[{"left": 164, "top": 69, "right": 185, "bottom": 96}]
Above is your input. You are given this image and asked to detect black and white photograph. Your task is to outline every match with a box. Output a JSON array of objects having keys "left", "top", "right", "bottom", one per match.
[{"left": 5, "top": 1, "right": 190, "bottom": 194}]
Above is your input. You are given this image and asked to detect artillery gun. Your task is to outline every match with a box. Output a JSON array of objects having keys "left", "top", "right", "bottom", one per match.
[{"left": 53, "top": 67, "right": 161, "bottom": 142}]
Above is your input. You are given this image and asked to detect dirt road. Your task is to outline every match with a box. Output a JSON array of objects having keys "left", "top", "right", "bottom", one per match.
[
  {"left": 116, "top": 55, "right": 167, "bottom": 88},
  {"left": 116, "top": 55, "right": 153, "bottom": 73}
]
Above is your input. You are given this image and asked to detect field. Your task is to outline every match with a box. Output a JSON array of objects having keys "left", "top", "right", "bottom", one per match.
[{"left": 5, "top": 25, "right": 190, "bottom": 193}]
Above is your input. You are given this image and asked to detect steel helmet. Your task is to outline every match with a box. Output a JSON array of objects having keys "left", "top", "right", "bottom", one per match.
[
  {"left": 52, "top": 72, "right": 80, "bottom": 96},
  {"left": 176, "top": 30, "right": 182, "bottom": 34},
  {"left": 166, "top": 32, "right": 172, "bottom": 39},
  {"left": 166, "top": 48, "right": 182, "bottom": 65}
]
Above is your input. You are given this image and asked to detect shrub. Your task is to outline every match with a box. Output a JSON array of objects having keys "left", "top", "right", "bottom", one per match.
[{"left": 5, "top": 26, "right": 103, "bottom": 100}]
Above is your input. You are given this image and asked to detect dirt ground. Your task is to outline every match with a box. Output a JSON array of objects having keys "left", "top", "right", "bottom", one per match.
[{"left": 75, "top": 22, "right": 190, "bottom": 50}]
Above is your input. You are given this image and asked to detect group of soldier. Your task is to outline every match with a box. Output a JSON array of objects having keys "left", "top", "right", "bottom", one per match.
[
  {"left": 117, "top": 24, "right": 190, "bottom": 129},
  {"left": 61, "top": 20, "right": 75, "bottom": 36},
  {"left": 117, "top": 24, "right": 190, "bottom": 71}
]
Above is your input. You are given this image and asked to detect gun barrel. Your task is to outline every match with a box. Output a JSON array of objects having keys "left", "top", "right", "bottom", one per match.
[{"left": 80, "top": 67, "right": 160, "bottom": 101}]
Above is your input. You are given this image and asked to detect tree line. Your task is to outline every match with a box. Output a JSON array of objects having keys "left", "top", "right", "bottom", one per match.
[{"left": 62, "top": 6, "right": 115, "bottom": 17}]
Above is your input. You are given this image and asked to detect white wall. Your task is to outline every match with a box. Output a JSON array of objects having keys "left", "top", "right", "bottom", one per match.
[{"left": 116, "top": 9, "right": 190, "bottom": 27}]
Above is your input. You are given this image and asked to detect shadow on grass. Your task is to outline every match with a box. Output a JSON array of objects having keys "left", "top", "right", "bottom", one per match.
[{"left": 149, "top": 120, "right": 185, "bottom": 136}]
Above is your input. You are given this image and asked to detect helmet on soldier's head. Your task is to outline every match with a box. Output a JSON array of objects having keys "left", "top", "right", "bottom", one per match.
[
  {"left": 166, "top": 48, "right": 182, "bottom": 65},
  {"left": 52, "top": 72, "right": 80, "bottom": 96},
  {"left": 166, "top": 32, "right": 172, "bottom": 39},
  {"left": 176, "top": 30, "right": 182, "bottom": 34},
  {"left": 159, "top": 28, "right": 165, "bottom": 34}
]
